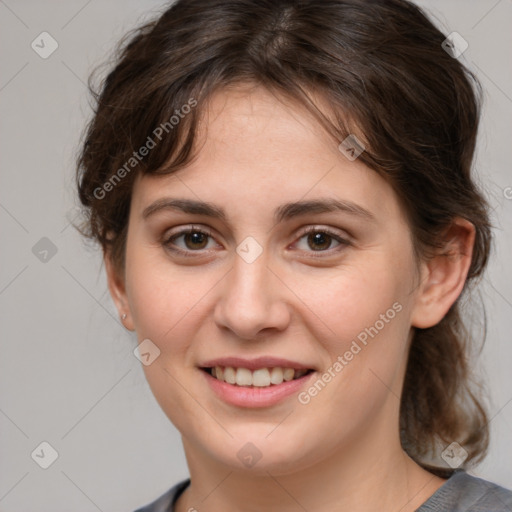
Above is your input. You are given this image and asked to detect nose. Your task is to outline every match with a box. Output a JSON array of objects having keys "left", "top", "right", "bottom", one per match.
[{"left": 213, "top": 252, "right": 291, "bottom": 340}]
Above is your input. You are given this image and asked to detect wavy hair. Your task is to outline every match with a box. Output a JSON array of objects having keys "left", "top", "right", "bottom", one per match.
[{"left": 76, "top": 0, "right": 492, "bottom": 476}]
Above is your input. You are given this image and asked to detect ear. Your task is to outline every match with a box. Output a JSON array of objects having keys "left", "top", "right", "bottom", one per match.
[
  {"left": 411, "top": 218, "right": 475, "bottom": 329},
  {"left": 104, "top": 249, "right": 135, "bottom": 331}
]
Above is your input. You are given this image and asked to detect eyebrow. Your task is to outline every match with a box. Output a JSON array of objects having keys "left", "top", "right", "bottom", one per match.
[
  {"left": 142, "top": 197, "right": 376, "bottom": 223},
  {"left": 142, "top": 198, "right": 228, "bottom": 221}
]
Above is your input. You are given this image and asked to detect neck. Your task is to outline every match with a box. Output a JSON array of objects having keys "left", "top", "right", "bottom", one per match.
[{"left": 175, "top": 425, "right": 445, "bottom": 512}]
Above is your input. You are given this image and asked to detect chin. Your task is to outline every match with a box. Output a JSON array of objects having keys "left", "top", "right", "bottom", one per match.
[{"left": 191, "top": 425, "right": 325, "bottom": 476}]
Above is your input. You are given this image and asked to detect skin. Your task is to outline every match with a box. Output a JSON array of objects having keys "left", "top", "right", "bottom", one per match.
[{"left": 105, "top": 84, "right": 475, "bottom": 512}]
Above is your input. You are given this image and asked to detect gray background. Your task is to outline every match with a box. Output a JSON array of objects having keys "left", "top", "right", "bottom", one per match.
[{"left": 0, "top": 1, "right": 511, "bottom": 510}]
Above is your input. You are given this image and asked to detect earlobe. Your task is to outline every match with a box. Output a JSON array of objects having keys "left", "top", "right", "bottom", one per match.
[
  {"left": 411, "top": 219, "right": 475, "bottom": 329},
  {"left": 104, "top": 251, "right": 135, "bottom": 330}
]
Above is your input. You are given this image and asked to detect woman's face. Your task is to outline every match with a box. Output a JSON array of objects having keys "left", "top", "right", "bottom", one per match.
[{"left": 116, "top": 85, "right": 426, "bottom": 474}]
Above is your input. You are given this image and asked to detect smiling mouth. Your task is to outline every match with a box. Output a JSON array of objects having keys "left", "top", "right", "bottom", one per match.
[{"left": 200, "top": 366, "right": 314, "bottom": 387}]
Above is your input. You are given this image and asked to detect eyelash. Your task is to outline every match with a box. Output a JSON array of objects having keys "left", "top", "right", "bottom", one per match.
[
  {"left": 296, "top": 226, "right": 351, "bottom": 257},
  {"left": 162, "top": 225, "right": 351, "bottom": 258}
]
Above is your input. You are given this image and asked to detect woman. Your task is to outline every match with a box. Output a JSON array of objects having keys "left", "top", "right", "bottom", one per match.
[{"left": 76, "top": 0, "right": 512, "bottom": 510}]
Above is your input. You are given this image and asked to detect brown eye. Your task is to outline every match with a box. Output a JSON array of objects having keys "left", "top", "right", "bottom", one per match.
[
  {"left": 294, "top": 227, "right": 350, "bottom": 255},
  {"left": 163, "top": 227, "right": 219, "bottom": 254},
  {"left": 183, "top": 231, "right": 209, "bottom": 249},
  {"left": 306, "top": 232, "right": 333, "bottom": 251}
]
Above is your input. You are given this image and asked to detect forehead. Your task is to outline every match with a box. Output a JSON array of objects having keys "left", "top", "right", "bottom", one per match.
[
  {"left": 197, "top": 84, "right": 342, "bottom": 161},
  {"left": 130, "top": 85, "right": 406, "bottom": 228}
]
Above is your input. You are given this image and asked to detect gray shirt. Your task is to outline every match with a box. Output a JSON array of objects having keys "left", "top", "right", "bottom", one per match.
[{"left": 133, "top": 471, "right": 512, "bottom": 512}]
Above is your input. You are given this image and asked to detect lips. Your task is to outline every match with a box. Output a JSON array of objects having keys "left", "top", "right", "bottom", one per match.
[
  {"left": 200, "top": 356, "right": 314, "bottom": 372},
  {"left": 198, "top": 356, "right": 316, "bottom": 406},
  {"left": 200, "top": 357, "right": 314, "bottom": 386},
  {"left": 203, "top": 366, "right": 312, "bottom": 387}
]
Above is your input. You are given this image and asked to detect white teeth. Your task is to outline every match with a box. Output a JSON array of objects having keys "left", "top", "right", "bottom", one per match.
[
  {"left": 270, "top": 367, "right": 283, "bottom": 384},
  {"left": 235, "top": 368, "right": 252, "bottom": 386},
  {"left": 210, "top": 366, "right": 310, "bottom": 387},
  {"left": 283, "top": 368, "right": 295, "bottom": 381},
  {"left": 223, "top": 366, "right": 236, "bottom": 384},
  {"left": 252, "top": 368, "right": 271, "bottom": 387}
]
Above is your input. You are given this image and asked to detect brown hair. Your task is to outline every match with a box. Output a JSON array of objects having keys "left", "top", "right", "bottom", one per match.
[{"left": 76, "top": 0, "right": 492, "bottom": 476}]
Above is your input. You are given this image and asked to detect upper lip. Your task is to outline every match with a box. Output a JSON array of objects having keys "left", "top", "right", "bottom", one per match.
[{"left": 199, "top": 356, "right": 315, "bottom": 371}]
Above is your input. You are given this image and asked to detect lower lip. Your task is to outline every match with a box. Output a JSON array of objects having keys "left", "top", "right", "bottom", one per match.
[{"left": 201, "top": 369, "right": 315, "bottom": 408}]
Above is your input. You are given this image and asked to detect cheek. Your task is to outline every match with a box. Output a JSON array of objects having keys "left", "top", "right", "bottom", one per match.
[
  {"left": 124, "top": 249, "right": 215, "bottom": 430},
  {"left": 290, "top": 249, "right": 414, "bottom": 407},
  {"left": 288, "top": 248, "right": 414, "bottom": 351},
  {"left": 124, "top": 236, "right": 208, "bottom": 335},
  {"left": 124, "top": 254, "right": 214, "bottom": 396}
]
